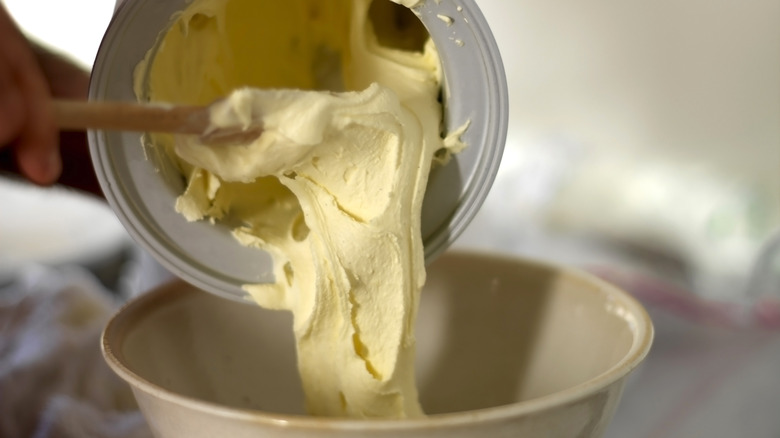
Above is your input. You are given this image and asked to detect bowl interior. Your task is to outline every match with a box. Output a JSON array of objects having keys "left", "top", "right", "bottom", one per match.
[{"left": 106, "top": 251, "right": 646, "bottom": 416}]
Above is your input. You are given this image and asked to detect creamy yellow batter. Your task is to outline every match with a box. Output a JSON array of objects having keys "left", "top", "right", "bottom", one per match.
[{"left": 135, "top": 0, "right": 455, "bottom": 418}]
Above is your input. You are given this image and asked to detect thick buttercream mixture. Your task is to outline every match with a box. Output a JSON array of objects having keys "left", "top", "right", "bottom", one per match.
[{"left": 135, "top": 0, "right": 461, "bottom": 418}]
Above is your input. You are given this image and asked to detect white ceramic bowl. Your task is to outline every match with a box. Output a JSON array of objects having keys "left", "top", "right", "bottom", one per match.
[{"left": 102, "top": 251, "right": 653, "bottom": 437}]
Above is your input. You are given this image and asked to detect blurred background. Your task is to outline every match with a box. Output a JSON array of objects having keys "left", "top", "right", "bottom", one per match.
[{"left": 1, "top": 0, "right": 779, "bottom": 436}]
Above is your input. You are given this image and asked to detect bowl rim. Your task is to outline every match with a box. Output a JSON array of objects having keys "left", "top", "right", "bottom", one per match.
[{"left": 102, "top": 249, "right": 654, "bottom": 431}]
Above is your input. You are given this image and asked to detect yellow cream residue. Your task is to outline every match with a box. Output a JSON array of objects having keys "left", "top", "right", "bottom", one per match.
[{"left": 135, "top": 0, "right": 455, "bottom": 418}]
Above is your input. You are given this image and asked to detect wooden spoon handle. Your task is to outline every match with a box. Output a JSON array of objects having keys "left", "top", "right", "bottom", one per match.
[{"left": 52, "top": 99, "right": 210, "bottom": 135}]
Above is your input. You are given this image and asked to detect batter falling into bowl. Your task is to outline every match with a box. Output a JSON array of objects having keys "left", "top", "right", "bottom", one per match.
[{"left": 136, "top": 0, "right": 465, "bottom": 418}]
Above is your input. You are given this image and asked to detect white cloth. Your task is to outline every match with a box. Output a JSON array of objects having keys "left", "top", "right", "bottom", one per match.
[{"left": 0, "top": 265, "right": 151, "bottom": 438}]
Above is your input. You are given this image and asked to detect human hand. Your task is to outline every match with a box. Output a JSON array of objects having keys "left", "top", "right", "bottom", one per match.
[
  {"left": 0, "top": 5, "right": 101, "bottom": 196},
  {"left": 0, "top": 4, "right": 60, "bottom": 185}
]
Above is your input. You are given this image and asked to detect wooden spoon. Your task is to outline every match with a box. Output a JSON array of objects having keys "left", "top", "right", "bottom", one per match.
[{"left": 52, "top": 99, "right": 263, "bottom": 146}]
